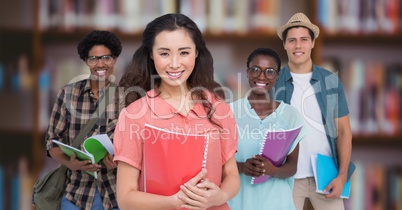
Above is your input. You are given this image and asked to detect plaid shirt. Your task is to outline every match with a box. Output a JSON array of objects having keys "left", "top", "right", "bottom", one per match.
[{"left": 45, "top": 79, "right": 119, "bottom": 210}]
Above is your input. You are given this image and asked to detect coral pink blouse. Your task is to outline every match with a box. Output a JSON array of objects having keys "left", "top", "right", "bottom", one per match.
[{"left": 114, "top": 89, "right": 238, "bottom": 210}]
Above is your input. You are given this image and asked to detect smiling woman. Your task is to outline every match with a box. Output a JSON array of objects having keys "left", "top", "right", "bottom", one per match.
[
  {"left": 113, "top": 13, "right": 240, "bottom": 210},
  {"left": 152, "top": 29, "right": 196, "bottom": 89},
  {"left": 228, "top": 48, "right": 306, "bottom": 210}
]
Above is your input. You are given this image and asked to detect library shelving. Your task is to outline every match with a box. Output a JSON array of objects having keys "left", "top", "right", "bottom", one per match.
[{"left": 0, "top": 0, "right": 401, "bottom": 209}]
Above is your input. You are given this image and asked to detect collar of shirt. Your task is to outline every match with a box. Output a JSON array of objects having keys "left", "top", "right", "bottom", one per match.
[
  {"left": 282, "top": 65, "right": 320, "bottom": 83},
  {"left": 81, "top": 79, "right": 92, "bottom": 95},
  {"left": 80, "top": 78, "right": 116, "bottom": 98},
  {"left": 145, "top": 89, "right": 208, "bottom": 119}
]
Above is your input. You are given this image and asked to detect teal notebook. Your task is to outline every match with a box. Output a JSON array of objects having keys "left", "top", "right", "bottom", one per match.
[{"left": 311, "top": 153, "right": 351, "bottom": 199}]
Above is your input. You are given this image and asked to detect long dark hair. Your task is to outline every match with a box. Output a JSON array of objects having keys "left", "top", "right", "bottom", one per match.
[{"left": 119, "top": 13, "right": 224, "bottom": 128}]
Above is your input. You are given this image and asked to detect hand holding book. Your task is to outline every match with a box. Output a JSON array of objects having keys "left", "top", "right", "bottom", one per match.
[
  {"left": 143, "top": 124, "right": 209, "bottom": 196},
  {"left": 52, "top": 134, "right": 114, "bottom": 179},
  {"left": 67, "top": 152, "right": 101, "bottom": 175},
  {"left": 251, "top": 124, "right": 303, "bottom": 184},
  {"left": 178, "top": 169, "right": 228, "bottom": 210},
  {"left": 252, "top": 154, "right": 276, "bottom": 176},
  {"left": 102, "top": 153, "right": 117, "bottom": 169},
  {"left": 311, "top": 153, "right": 351, "bottom": 199}
]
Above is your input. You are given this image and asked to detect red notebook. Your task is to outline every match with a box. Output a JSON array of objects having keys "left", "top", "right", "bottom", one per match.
[
  {"left": 251, "top": 124, "right": 303, "bottom": 184},
  {"left": 142, "top": 123, "right": 209, "bottom": 196}
]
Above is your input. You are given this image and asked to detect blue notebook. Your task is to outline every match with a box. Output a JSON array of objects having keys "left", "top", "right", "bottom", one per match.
[{"left": 311, "top": 153, "right": 351, "bottom": 199}]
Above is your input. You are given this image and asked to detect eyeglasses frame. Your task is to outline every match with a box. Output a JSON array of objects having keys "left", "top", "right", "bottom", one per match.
[
  {"left": 86, "top": 54, "right": 115, "bottom": 66},
  {"left": 247, "top": 66, "right": 279, "bottom": 79}
]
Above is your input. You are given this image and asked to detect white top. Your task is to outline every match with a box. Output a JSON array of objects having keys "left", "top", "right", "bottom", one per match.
[{"left": 290, "top": 72, "right": 332, "bottom": 179}]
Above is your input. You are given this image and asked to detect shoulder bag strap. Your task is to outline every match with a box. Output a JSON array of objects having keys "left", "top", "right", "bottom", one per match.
[{"left": 71, "top": 87, "right": 112, "bottom": 149}]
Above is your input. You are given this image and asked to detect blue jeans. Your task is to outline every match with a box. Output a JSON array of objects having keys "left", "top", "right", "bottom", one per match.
[{"left": 61, "top": 188, "right": 119, "bottom": 210}]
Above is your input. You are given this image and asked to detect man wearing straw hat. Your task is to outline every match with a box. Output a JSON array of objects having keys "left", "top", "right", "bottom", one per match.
[{"left": 274, "top": 12, "right": 354, "bottom": 210}]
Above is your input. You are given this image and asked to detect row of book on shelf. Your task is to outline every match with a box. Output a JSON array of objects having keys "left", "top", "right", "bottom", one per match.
[
  {"left": 0, "top": 157, "right": 33, "bottom": 210},
  {"left": 38, "top": 0, "right": 402, "bottom": 35},
  {"left": 323, "top": 58, "right": 402, "bottom": 136},
  {"left": 0, "top": 55, "right": 32, "bottom": 92},
  {"left": 345, "top": 162, "right": 402, "bottom": 210},
  {"left": 317, "top": 0, "right": 402, "bottom": 34},
  {"left": 38, "top": 0, "right": 281, "bottom": 34}
]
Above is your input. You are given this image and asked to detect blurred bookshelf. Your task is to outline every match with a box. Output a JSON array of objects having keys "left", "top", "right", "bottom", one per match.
[
  {"left": 0, "top": 0, "right": 401, "bottom": 210},
  {"left": 312, "top": 0, "right": 402, "bottom": 209}
]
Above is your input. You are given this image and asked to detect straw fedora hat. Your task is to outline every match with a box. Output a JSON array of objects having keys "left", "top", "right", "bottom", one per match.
[{"left": 277, "top": 12, "right": 320, "bottom": 40}]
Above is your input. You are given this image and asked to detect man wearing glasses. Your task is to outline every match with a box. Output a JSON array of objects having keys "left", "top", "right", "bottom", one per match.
[{"left": 45, "top": 30, "right": 122, "bottom": 210}]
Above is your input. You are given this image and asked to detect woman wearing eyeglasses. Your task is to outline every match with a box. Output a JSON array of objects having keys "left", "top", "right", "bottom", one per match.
[
  {"left": 228, "top": 48, "right": 306, "bottom": 210},
  {"left": 46, "top": 30, "right": 122, "bottom": 209}
]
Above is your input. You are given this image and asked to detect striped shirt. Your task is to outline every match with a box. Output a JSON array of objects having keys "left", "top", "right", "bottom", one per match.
[{"left": 45, "top": 79, "right": 119, "bottom": 210}]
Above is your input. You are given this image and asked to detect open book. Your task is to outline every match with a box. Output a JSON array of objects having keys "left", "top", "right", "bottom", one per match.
[
  {"left": 143, "top": 123, "right": 209, "bottom": 196},
  {"left": 52, "top": 134, "right": 114, "bottom": 179},
  {"left": 311, "top": 153, "right": 351, "bottom": 199},
  {"left": 251, "top": 124, "right": 303, "bottom": 184}
]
